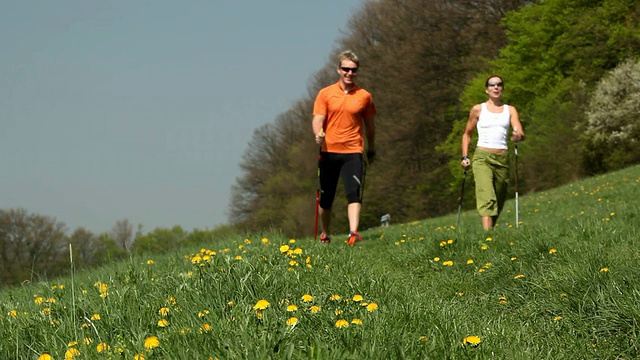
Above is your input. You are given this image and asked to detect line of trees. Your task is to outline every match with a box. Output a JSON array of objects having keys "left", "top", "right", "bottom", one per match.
[
  {"left": 230, "top": 0, "right": 640, "bottom": 236},
  {"left": 0, "top": 209, "right": 236, "bottom": 287}
]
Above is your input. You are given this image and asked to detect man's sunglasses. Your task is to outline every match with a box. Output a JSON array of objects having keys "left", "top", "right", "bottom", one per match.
[
  {"left": 487, "top": 82, "right": 504, "bottom": 87},
  {"left": 340, "top": 67, "right": 358, "bottom": 73}
]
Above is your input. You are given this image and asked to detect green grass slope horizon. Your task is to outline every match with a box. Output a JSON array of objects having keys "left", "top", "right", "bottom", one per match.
[{"left": 2, "top": 165, "right": 639, "bottom": 359}]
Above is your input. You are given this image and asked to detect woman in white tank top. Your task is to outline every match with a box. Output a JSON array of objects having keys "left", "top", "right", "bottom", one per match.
[{"left": 460, "top": 75, "right": 526, "bottom": 231}]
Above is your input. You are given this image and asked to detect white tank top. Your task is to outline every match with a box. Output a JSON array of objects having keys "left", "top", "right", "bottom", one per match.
[{"left": 477, "top": 102, "right": 510, "bottom": 150}]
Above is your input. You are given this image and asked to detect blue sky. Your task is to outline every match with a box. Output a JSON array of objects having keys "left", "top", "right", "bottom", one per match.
[{"left": 0, "top": 1, "right": 365, "bottom": 234}]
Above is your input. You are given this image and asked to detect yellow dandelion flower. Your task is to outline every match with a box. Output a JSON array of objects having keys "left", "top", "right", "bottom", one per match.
[
  {"left": 292, "top": 248, "right": 303, "bottom": 255},
  {"left": 335, "top": 319, "right": 349, "bottom": 328},
  {"left": 442, "top": 260, "right": 453, "bottom": 266},
  {"left": 146, "top": 259, "right": 155, "bottom": 264},
  {"left": 439, "top": 241, "right": 447, "bottom": 247},
  {"left": 34, "top": 296, "right": 44, "bottom": 305},
  {"left": 447, "top": 239, "right": 453, "bottom": 244},
  {"left": 8, "top": 309, "right": 17, "bottom": 317},
  {"left": 91, "top": 313, "right": 101, "bottom": 320},
  {"left": 419, "top": 336, "right": 428, "bottom": 342},
  {"left": 38, "top": 354, "right": 53, "bottom": 360},
  {"left": 510, "top": 257, "right": 517, "bottom": 261},
  {"left": 352, "top": 294, "right": 364, "bottom": 302},
  {"left": 499, "top": 296, "right": 507, "bottom": 305},
  {"left": 253, "top": 299, "right": 270, "bottom": 310},
  {"left": 45, "top": 297, "right": 56, "bottom": 303},
  {"left": 433, "top": 257, "right": 440, "bottom": 262},
  {"left": 553, "top": 316, "right": 562, "bottom": 321},
  {"left": 95, "top": 282, "right": 108, "bottom": 293},
  {"left": 65, "top": 347, "right": 80, "bottom": 358},
  {"left": 286, "top": 317, "right": 298, "bottom": 326},
  {"left": 279, "top": 245, "right": 290, "bottom": 253},
  {"left": 96, "top": 342, "right": 110, "bottom": 352},
  {"left": 351, "top": 318, "right": 363, "bottom": 325},
  {"left": 158, "top": 307, "right": 170, "bottom": 316},
  {"left": 256, "top": 310, "right": 263, "bottom": 319},
  {"left": 509, "top": 241, "right": 515, "bottom": 246},
  {"left": 457, "top": 292, "right": 464, "bottom": 297},
  {"left": 549, "top": 248, "right": 557, "bottom": 254},
  {"left": 462, "top": 335, "right": 482, "bottom": 346},
  {"left": 261, "top": 237, "right": 269, "bottom": 244},
  {"left": 289, "top": 260, "right": 298, "bottom": 266},
  {"left": 143, "top": 336, "right": 160, "bottom": 350},
  {"left": 514, "top": 274, "right": 525, "bottom": 279},
  {"left": 234, "top": 255, "right": 242, "bottom": 260},
  {"left": 330, "top": 294, "right": 342, "bottom": 301},
  {"left": 481, "top": 245, "right": 488, "bottom": 250},
  {"left": 83, "top": 337, "right": 92, "bottom": 344},
  {"left": 301, "top": 294, "right": 313, "bottom": 303},
  {"left": 335, "top": 309, "right": 344, "bottom": 315},
  {"left": 41, "top": 307, "right": 51, "bottom": 315},
  {"left": 478, "top": 268, "right": 485, "bottom": 273},
  {"left": 466, "top": 259, "right": 474, "bottom": 265},
  {"left": 200, "top": 323, "right": 212, "bottom": 332},
  {"left": 286, "top": 304, "right": 298, "bottom": 312},
  {"left": 310, "top": 305, "right": 321, "bottom": 313},
  {"left": 157, "top": 319, "right": 169, "bottom": 327},
  {"left": 134, "top": 354, "right": 146, "bottom": 360},
  {"left": 366, "top": 302, "right": 379, "bottom": 312},
  {"left": 600, "top": 267, "right": 609, "bottom": 272},
  {"left": 68, "top": 341, "right": 78, "bottom": 347}
]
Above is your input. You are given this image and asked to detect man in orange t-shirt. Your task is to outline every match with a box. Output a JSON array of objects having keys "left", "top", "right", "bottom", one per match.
[{"left": 312, "top": 50, "right": 376, "bottom": 246}]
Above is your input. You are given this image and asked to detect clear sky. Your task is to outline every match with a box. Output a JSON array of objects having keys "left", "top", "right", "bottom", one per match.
[{"left": 0, "top": 1, "right": 365, "bottom": 234}]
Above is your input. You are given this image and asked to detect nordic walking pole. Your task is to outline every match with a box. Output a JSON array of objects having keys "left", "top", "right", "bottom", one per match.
[
  {"left": 456, "top": 169, "right": 467, "bottom": 229},
  {"left": 314, "top": 153, "right": 320, "bottom": 241},
  {"left": 514, "top": 143, "right": 519, "bottom": 228},
  {"left": 514, "top": 127, "right": 519, "bottom": 228},
  {"left": 314, "top": 130, "right": 324, "bottom": 241}
]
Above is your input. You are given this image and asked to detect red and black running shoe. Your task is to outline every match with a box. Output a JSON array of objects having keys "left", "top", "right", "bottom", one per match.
[{"left": 347, "top": 231, "right": 362, "bottom": 246}]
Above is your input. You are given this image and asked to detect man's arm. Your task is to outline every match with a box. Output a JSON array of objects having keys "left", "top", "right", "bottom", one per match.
[
  {"left": 364, "top": 116, "right": 375, "bottom": 151},
  {"left": 312, "top": 114, "right": 326, "bottom": 144}
]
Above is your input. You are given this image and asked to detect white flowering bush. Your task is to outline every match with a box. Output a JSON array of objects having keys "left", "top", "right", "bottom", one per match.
[{"left": 584, "top": 58, "right": 640, "bottom": 145}]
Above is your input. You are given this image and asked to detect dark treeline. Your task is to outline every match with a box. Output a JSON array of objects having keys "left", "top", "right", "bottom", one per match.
[
  {"left": 0, "top": 209, "right": 237, "bottom": 287},
  {"left": 230, "top": 0, "right": 640, "bottom": 236}
]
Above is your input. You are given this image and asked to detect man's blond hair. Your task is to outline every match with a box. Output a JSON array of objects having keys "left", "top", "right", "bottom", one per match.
[{"left": 337, "top": 50, "right": 359, "bottom": 67}]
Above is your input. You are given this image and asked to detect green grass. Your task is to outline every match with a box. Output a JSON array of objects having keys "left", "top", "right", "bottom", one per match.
[{"left": 2, "top": 165, "right": 640, "bottom": 359}]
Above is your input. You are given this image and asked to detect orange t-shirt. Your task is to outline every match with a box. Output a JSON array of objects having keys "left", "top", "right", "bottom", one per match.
[{"left": 313, "top": 82, "right": 376, "bottom": 153}]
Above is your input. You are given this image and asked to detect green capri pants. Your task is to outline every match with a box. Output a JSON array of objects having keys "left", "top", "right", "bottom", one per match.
[{"left": 472, "top": 148, "right": 510, "bottom": 217}]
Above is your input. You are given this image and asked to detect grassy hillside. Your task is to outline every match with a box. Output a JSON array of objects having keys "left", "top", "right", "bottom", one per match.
[{"left": 2, "top": 165, "right": 639, "bottom": 359}]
